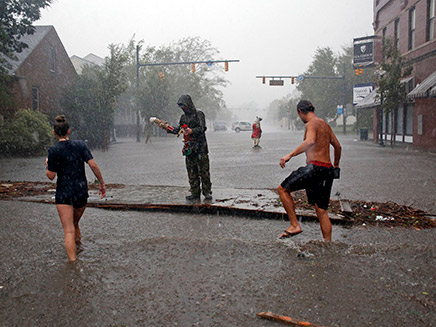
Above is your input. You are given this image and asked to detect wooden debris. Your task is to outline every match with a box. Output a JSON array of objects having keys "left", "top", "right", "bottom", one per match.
[{"left": 257, "top": 312, "right": 327, "bottom": 327}]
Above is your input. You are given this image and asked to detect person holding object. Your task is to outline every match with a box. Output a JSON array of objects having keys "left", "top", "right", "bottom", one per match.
[
  {"left": 277, "top": 100, "right": 341, "bottom": 242},
  {"left": 46, "top": 115, "right": 106, "bottom": 261},
  {"left": 168, "top": 94, "right": 212, "bottom": 201},
  {"left": 251, "top": 116, "right": 262, "bottom": 148}
]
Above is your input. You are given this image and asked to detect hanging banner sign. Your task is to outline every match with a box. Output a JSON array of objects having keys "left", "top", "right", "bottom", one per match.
[{"left": 353, "top": 37, "right": 374, "bottom": 66}]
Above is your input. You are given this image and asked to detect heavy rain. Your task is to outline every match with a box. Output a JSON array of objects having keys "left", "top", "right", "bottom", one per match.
[{"left": 1, "top": 1, "right": 436, "bottom": 327}]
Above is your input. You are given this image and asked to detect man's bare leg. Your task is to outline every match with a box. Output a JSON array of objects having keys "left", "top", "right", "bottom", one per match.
[
  {"left": 315, "top": 204, "right": 332, "bottom": 241},
  {"left": 56, "top": 204, "right": 76, "bottom": 261},
  {"left": 277, "top": 185, "right": 302, "bottom": 236}
]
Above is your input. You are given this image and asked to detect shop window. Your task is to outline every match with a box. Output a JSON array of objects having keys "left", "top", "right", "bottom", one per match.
[{"left": 405, "top": 104, "right": 413, "bottom": 135}]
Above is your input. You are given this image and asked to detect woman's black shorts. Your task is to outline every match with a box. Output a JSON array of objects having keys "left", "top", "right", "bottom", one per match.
[{"left": 55, "top": 194, "right": 88, "bottom": 208}]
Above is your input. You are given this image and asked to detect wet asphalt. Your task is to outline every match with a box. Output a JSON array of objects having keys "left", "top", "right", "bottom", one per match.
[{"left": 0, "top": 127, "right": 435, "bottom": 326}]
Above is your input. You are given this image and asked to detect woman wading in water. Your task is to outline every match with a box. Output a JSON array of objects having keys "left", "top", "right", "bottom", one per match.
[{"left": 46, "top": 115, "right": 106, "bottom": 261}]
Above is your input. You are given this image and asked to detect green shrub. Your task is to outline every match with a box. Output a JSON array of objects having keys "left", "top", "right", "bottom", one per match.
[{"left": 0, "top": 109, "right": 54, "bottom": 156}]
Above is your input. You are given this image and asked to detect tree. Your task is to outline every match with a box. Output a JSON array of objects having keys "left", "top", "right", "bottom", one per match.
[
  {"left": 0, "top": 0, "right": 52, "bottom": 63},
  {"left": 375, "top": 38, "right": 412, "bottom": 146},
  {"left": 296, "top": 47, "right": 342, "bottom": 120},
  {"left": 61, "top": 44, "right": 128, "bottom": 150},
  {"left": 133, "top": 37, "right": 229, "bottom": 125}
]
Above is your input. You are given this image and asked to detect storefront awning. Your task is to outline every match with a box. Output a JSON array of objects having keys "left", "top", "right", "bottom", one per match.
[
  {"left": 408, "top": 70, "right": 436, "bottom": 98},
  {"left": 356, "top": 88, "right": 380, "bottom": 109}
]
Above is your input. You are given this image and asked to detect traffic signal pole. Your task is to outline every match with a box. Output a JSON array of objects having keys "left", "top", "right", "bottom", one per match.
[
  {"left": 135, "top": 45, "right": 239, "bottom": 141},
  {"left": 256, "top": 71, "right": 347, "bottom": 134}
]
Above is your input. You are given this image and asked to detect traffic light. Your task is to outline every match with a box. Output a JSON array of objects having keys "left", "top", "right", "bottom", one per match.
[
  {"left": 355, "top": 68, "right": 364, "bottom": 76},
  {"left": 191, "top": 63, "right": 196, "bottom": 73},
  {"left": 224, "top": 61, "right": 229, "bottom": 72},
  {"left": 291, "top": 77, "right": 295, "bottom": 84},
  {"left": 262, "top": 76, "right": 265, "bottom": 84}
]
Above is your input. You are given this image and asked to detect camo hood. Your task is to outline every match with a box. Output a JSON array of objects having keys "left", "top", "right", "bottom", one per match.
[{"left": 177, "top": 94, "right": 196, "bottom": 115}]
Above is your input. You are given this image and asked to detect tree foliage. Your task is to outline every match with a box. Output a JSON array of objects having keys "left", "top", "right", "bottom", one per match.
[
  {"left": 375, "top": 38, "right": 412, "bottom": 145},
  {"left": 119, "top": 36, "right": 229, "bottom": 126},
  {"left": 296, "top": 45, "right": 373, "bottom": 121},
  {"left": 61, "top": 44, "right": 128, "bottom": 150},
  {"left": 0, "top": 109, "right": 53, "bottom": 156},
  {"left": 376, "top": 38, "right": 412, "bottom": 114},
  {"left": 0, "top": 0, "right": 53, "bottom": 116},
  {"left": 0, "top": 0, "right": 52, "bottom": 67}
]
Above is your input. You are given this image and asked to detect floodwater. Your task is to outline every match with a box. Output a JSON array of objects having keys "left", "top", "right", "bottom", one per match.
[
  {"left": 0, "top": 200, "right": 435, "bottom": 326},
  {"left": 1, "top": 129, "right": 436, "bottom": 213},
  {"left": 1, "top": 129, "right": 435, "bottom": 326}
]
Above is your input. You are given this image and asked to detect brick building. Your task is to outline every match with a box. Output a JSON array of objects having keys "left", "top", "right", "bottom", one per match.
[
  {"left": 4, "top": 25, "right": 77, "bottom": 118},
  {"left": 371, "top": 0, "right": 436, "bottom": 149}
]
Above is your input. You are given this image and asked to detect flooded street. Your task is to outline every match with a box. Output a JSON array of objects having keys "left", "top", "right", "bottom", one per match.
[
  {"left": 1, "top": 130, "right": 436, "bottom": 326},
  {"left": 1, "top": 200, "right": 435, "bottom": 326}
]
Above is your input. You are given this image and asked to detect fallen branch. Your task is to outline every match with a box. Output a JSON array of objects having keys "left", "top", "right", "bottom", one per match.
[{"left": 257, "top": 312, "right": 327, "bottom": 327}]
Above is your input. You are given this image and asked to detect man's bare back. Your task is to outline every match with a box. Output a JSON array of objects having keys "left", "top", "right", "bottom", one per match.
[{"left": 304, "top": 117, "right": 337, "bottom": 165}]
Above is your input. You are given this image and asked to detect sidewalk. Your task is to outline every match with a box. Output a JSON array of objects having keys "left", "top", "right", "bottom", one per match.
[{"left": 9, "top": 182, "right": 348, "bottom": 224}]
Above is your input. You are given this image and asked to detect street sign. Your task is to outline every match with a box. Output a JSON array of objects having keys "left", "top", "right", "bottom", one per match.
[
  {"left": 337, "top": 105, "right": 344, "bottom": 115},
  {"left": 206, "top": 60, "right": 213, "bottom": 66},
  {"left": 269, "top": 80, "right": 284, "bottom": 86},
  {"left": 298, "top": 75, "right": 304, "bottom": 81}
]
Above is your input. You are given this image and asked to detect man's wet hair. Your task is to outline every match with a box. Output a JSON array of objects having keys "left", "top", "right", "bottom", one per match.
[
  {"left": 297, "top": 100, "right": 315, "bottom": 113},
  {"left": 53, "top": 115, "right": 69, "bottom": 137}
]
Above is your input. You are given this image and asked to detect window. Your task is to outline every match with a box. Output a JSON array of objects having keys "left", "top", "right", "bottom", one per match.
[
  {"left": 427, "top": 0, "right": 435, "bottom": 41},
  {"left": 405, "top": 104, "right": 413, "bottom": 135},
  {"left": 409, "top": 6, "right": 416, "bottom": 50},
  {"left": 49, "top": 46, "right": 56, "bottom": 72},
  {"left": 394, "top": 18, "right": 400, "bottom": 48},
  {"left": 32, "top": 87, "right": 39, "bottom": 110}
]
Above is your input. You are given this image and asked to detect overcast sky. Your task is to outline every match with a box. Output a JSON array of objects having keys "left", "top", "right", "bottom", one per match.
[{"left": 37, "top": 0, "right": 374, "bottom": 111}]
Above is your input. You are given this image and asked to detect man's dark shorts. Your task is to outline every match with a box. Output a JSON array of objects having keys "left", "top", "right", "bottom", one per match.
[
  {"left": 55, "top": 194, "right": 88, "bottom": 208},
  {"left": 281, "top": 163, "right": 334, "bottom": 210}
]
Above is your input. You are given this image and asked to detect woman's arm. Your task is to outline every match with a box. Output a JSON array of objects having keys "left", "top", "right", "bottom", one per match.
[
  {"left": 87, "top": 159, "right": 106, "bottom": 198},
  {"left": 45, "top": 158, "right": 56, "bottom": 180}
]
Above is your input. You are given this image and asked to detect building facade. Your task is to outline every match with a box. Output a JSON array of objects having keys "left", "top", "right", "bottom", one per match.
[
  {"left": 5, "top": 26, "right": 77, "bottom": 118},
  {"left": 372, "top": 0, "right": 436, "bottom": 149}
]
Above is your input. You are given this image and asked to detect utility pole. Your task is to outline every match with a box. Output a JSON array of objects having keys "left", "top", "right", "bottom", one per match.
[{"left": 135, "top": 45, "right": 239, "bottom": 142}]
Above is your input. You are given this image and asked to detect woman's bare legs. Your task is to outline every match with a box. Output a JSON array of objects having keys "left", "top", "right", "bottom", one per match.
[
  {"left": 56, "top": 204, "right": 76, "bottom": 261},
  {"left": 73, "top": 206, "right": 86, "bottom": 246}
]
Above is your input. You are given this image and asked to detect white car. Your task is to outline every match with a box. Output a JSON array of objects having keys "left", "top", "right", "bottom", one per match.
[{"left": 231, "top": 121, "right": 251, "bottom": 132}]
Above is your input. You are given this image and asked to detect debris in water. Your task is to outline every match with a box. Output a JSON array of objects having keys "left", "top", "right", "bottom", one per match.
[{"left": 257, "top": 311, "right": 327, "bottom": 326}]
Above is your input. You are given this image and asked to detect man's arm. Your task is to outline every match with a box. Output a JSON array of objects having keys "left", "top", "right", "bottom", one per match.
[
  {"left": 279, "top": 124, "right": 316, "bottom": 168},
  {"left": 330, "top": 130, "right": 342, "bottom": 167}
]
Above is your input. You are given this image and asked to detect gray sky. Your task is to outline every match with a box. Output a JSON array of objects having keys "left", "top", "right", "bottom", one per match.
[{"left": 37, "top": 0, "right": 374, "bottom": 110}]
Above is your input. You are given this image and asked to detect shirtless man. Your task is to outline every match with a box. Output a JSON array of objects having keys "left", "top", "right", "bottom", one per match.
[{"left": 277, "top": 100, "right": 341, "bottom": 241}]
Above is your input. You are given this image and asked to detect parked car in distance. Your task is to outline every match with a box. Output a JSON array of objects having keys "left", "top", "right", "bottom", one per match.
[
  {"left": 213, "top": 121, "right": 227, "bottom": 131},
  {"left": 232, "top": 121, "right": 251, "bottom": 132}
]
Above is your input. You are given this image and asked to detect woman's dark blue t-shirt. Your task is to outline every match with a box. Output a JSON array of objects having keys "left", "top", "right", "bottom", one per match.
[{"left": 47, "top": 140, "right": 93, "bottom": 199}]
